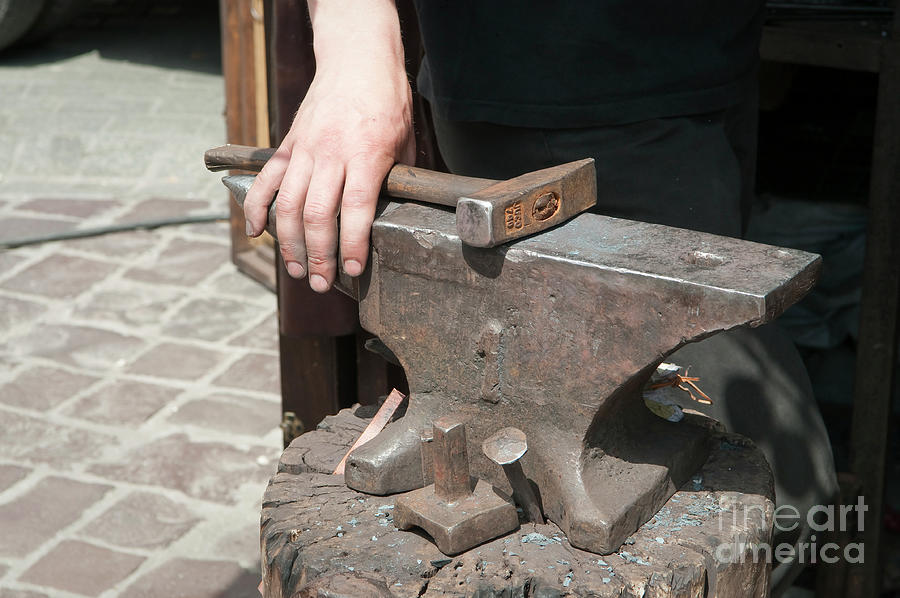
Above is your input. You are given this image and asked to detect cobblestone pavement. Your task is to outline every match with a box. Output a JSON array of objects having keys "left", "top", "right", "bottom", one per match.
[{"left": 0, "top": 2, "right": 280, "bottom": 596}]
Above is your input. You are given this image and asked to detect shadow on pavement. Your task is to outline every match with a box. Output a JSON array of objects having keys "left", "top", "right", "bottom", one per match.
[{"left": 0, "top": 0, "right": 221, "bottom": 75}]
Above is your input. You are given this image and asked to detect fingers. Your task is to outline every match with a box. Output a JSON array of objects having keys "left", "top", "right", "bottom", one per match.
[
  {"left": 275, "top": 153, "right": 313, "bottom": 280},
  {"left": 303, "top": 161, "right": 345, "bottom": 292},
  {"left": 339, "top": 156, "right": 392, "bottom": 276},
  {"left": 243, "top": 149, "right": 290, "bottom": 237}
]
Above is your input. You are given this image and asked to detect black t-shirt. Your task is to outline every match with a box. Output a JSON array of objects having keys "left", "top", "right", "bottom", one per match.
[{"left": 413, "top": 1, "right": 765, "bottom": 128}]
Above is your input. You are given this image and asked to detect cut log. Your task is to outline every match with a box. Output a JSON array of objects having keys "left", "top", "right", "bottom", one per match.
[{"left": 262, "top": 408, "right": 774, "bottom": 597}]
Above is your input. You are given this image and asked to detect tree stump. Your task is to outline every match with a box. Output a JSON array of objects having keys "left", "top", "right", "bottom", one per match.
[{"left": 261, "top": 408, "right": 774, "bottom": 597}]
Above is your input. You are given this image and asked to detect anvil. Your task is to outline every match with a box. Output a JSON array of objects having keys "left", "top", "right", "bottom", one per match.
[{"left": 224, "top": 174, "right": 819, "bottom": 554}]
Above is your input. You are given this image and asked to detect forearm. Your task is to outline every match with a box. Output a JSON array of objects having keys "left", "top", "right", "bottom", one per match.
[{"left": 308, "top": 0, "right": 405, "bottom": 72}]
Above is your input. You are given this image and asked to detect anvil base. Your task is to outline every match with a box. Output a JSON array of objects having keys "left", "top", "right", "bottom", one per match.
[{"left": 394, "top": 479, "right": 519, "bottom": 555}]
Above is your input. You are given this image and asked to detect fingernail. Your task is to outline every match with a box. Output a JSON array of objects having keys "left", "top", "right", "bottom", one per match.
[
  {"left": 309, "top": 274, "right": 328, "bottom": 293},
  {"left": 245, "top": 220, "right": 254, "bottom": 237},
  {"left": 286, "top": 262, "right": 305, "bottom": 278},
  {"left": 343, "top": 260, "right": 362, "bottom": 276}
]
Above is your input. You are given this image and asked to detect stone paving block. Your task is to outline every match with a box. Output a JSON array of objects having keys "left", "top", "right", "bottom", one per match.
[
  {"left": 0, "top": 589, "right": 49, "bottom": 598},
  {"left": 142, "top": 137, "right": 221, "bottom": 178},
  {"left": 0, "top": 99, "right": 64, "bottom": 127},
  {"left": 108, "top": 114, "right": 213, "bottom": 138},
  {"left": 0, "top": 81, "right": 26, "bottom": 98},
  {"left": 126, "top": 342, "right": 227, "bottom": 381},
  {"left": 162, "top": 297, "right": 267, "bottom": 342},
  {"left": 4, "top": 324, "right": 146, "bottom": 371},
  {"left": 10, "top": 134, "right": 86, "bottom": 178},
  {"left": 19, "top": 540, "right": 145, "bottom": 597},
  {"left": 211, "top": 522, "right": 262, "bottom": 566},
  {"left": 72, "top": 282, "right": 185, "bottom": 328},
  {"left": 0, "top": 477, "right": 112, "bottom": 557},
  {"left": 61, "top": 379, "right": 174, "bottom": 426},
  {"left": 0, "top": 178, "right": 134, "bottom": 201},
  {"left": 88, "top": 433, "right": 274, "bottom": 505},
  {"left": 82, "top": 491, "right": 198, "bottom": 550},
  {"left": 60, "top": 96, "right": 155, "bottom": 118},
  {"left": 129, "top": 178, "right": 223, "bottom": 203},
  {"left": 0, "top": 295, "right": 47, "bottom": 334},
  {"left": 120, "top": 558, "right": 260, "bottom": 598},
  {"left": 209, "top": 268, "right": 275, "bottom": 301},
  {"left": 168, "top": 394, "right": 280, "bottom": 437},
  {"left": 125, "top": 238, "right": 228, "bottom": 287},
  {"left": 175, "top": 220, "right": 231, "bottom": 242},
  {"left": 80, "top": 133, "right": 168, "bottom": 179},
  {"left": 4, "top": 104, "right": 109, "bottom": 134},
  {"left": 227, "top": 314, "right": 279, "bottom": 353},
  {"left": 61, "top": 229, "right": 158, "bottom": 260},
  {"left": 212, "top": 352, "right": 280, "bottom": 396},
  {"left": 0, "top": 255, "right": 117, "bottom": 299},
  {"left": 0, "top": 464, "right": 30, "bottom": 492},
  {"left": 0, "top": 217, "right": 76, "bottom": 244},
  {"left": 16, "top": 198, "right": 119, "bottom": 219},
  {"left": 118, "top": 198, "right": 211, "bottom": 223},
  {"left": 0, "top": 366, "right": 99, "bottom": 411},
  {"left": 0, "top": 357, "right": 18, "bottom": 380},
  {"left": 0, "top": 410, "right": 117, "bottom": 470},
  {"left": 0, "top": 134, "right": 17, "bottom": 171},
  {"left": 147, "top": 89, "right": 224, "bottom": 115},
  {"left": 0, "top": 253, "right": 25, "bottom": 280}
]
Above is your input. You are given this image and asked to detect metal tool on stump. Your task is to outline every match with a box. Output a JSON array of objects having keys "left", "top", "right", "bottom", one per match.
[
  {"left": 483, "top": 427, "right": 543, "bottom": 523},
  {"left": 392, "top": 417, "right": 519, "bottom": 555},
  {"left": 220, "top": 172, "right": 821, "bottom": 555},
  {"left": 206, "top": 144, "right": 596, "bottom": 247}
]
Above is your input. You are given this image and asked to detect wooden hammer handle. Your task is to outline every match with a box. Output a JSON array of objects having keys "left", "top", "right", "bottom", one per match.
[
  {"left": 205, "top": 144, "right": 276, "bottom": 172},
  {"left": 205, "top": 144, "right": 494, "bottom": 209}
]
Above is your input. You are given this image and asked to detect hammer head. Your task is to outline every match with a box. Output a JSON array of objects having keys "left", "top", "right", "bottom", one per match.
[{"left": 455, "top": 158, "right": 596, "bottom": 247}]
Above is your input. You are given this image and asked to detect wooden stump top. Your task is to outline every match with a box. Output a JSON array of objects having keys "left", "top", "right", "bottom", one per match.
[{"left": 262, "top": 408, "right": 774, "bottom": 597}]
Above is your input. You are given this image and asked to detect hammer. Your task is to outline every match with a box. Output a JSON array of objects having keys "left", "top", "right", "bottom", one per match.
[{"left": 205, "top": 144, "right": 596, "bottom": 247}]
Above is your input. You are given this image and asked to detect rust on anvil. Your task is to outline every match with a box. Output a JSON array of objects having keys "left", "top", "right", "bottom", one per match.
[
  {"left": 220, "top": 174, "right": 822, "bottom": 555},
  {"left": 394, "top": 419, "right": 518, "bottom": 555}
]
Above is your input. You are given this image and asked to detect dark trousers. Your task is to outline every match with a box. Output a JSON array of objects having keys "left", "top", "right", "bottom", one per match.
[{"left": 432, "top": 99, "right": 837, "bottom": 591}]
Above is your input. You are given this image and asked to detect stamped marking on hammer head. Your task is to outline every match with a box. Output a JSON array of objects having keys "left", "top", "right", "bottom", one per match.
[{"left": 456, "top": 158, "right": 596, "bottom": 247}]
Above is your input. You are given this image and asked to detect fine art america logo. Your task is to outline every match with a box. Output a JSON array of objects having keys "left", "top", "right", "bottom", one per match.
[{"left": 716, "top": 497, "right": 867, "bottom": 565}]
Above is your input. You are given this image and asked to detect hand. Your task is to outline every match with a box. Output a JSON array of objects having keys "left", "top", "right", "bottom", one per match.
[{"left": 242, "top": 1, "right": 415, "bottom": 293}]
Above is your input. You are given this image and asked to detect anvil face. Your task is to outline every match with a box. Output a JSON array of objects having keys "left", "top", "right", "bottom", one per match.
[{"left": 343, "top": 202, "right": 820, "bottom": 554}]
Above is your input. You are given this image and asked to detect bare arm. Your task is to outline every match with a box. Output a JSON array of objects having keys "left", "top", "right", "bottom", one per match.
[{"left": 242, "top": 0, "right": 415, "bottom": 292}]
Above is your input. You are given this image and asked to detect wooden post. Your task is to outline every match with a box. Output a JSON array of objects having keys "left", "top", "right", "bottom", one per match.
[
  {"left": 847, "top": 14, "right": 900, "bottom": 595},
  {"left": 251, "top": 0, "right": 269, "bottom": 147},
  {"left": 219, "top": 0, "right": 276, "bottom": 290}
]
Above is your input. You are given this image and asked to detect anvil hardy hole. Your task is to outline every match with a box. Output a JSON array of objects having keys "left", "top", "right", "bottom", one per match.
[{"left": 682, "top": 250, "right": 727, "bottom": 268}]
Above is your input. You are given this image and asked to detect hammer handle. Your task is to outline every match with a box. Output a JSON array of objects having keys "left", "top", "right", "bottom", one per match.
[{"left": 205, "top": 144, "right": 494, "bottom": 209}]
